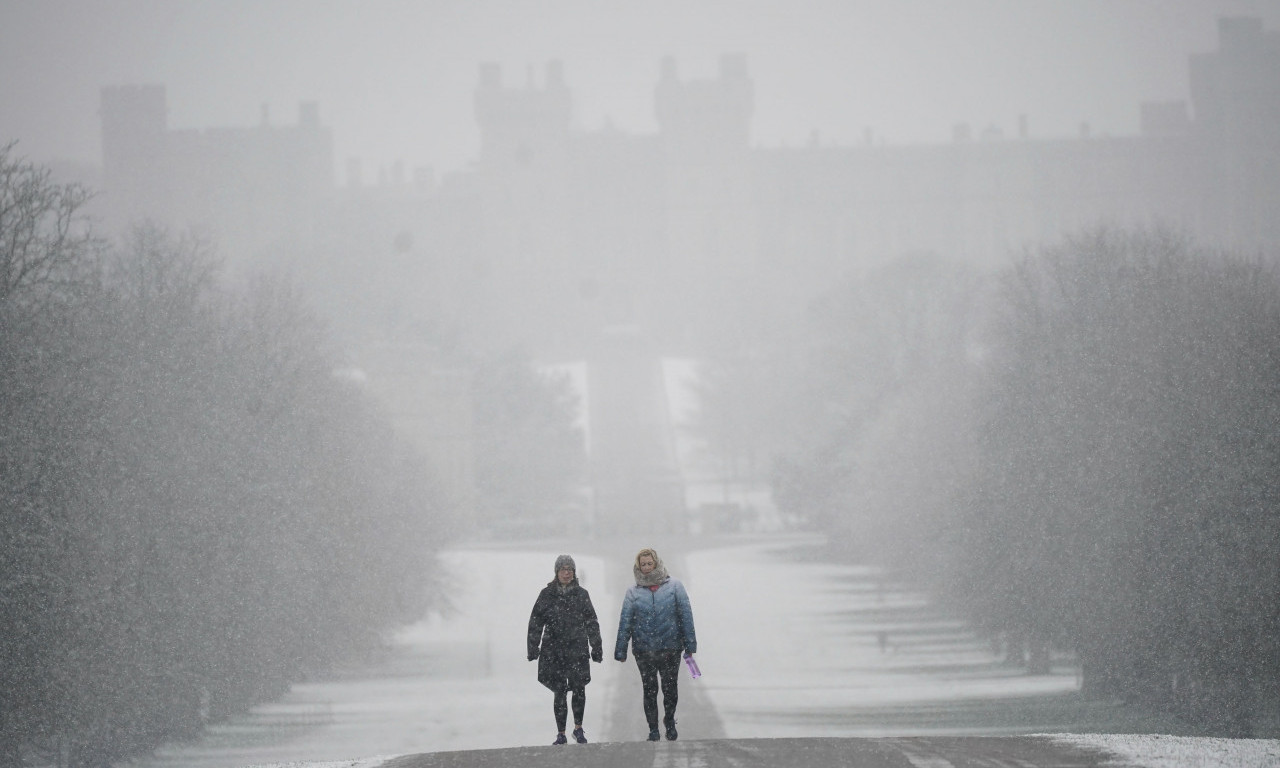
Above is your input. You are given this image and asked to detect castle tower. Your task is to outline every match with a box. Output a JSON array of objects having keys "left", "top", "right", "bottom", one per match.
[
  {"left": 98, "top": 84, "right": 334, "bottom": 266},
  {"left": 654, "top": 55, "right": 757, "bottom": 350},
  {"left": 473, "top": 59, "right": 572, "bottom": 166},
  {"left": 468, "top": 61, "right": 579, "bottom": 353},
  {"left": 99, "top": 85, "right": 170, "bottom": 235},
  {"left": 1188, "top": 16, "right": 1280, "bottom": 249},
  {"left": 1189, "top": 16, "right": 1280, "bottom": 143},
  {"left": 654, "top": 53, "right": 754, "bottom": 155}
]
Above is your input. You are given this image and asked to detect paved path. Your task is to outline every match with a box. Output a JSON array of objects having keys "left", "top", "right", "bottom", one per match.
[
  {"left": 382, "top": 735, "right": 1112, "bottom": 768},
  {"left": 590, "top": 535, "right": 727, "bottom": 744}
]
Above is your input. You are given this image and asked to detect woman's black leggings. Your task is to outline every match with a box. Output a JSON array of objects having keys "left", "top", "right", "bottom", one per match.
[
  {"left": 635, "top": 650, "right": 682, "bottom": 730},
  {"left": 553, "top": 685, "right": 586, "bottom": 731}
]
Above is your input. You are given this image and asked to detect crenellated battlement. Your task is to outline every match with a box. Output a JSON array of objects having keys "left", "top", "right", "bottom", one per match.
[
  {"left": 473, "top": 60, "right": 572, "bottom": 163},
  {"left": 654, "top": 53, "right": 754, "bottom": 150}
]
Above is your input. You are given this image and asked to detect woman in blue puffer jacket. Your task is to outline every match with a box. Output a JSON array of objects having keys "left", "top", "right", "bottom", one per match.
[{"left": 614, "top": 547, "right": 697, "bottom": 742}]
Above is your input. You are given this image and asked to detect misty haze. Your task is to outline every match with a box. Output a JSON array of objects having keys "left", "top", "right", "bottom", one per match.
[{"left": 2, "top": 2, "right": 1280, "bottom": 767}]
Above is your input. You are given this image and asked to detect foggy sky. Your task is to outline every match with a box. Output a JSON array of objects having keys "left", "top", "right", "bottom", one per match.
[{"left": 3, "top": 0, "right": 1278, "bottom": 179}]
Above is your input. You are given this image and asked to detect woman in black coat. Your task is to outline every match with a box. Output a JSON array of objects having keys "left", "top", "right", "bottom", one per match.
[{"left": 527, "top": 554, "right": 603, "bottom": 745}]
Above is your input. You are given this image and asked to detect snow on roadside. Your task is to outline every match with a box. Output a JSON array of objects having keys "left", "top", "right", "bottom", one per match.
[
  {"left": 132, "top": 549, "right": 614, "bottom": 767},
  {"left": 685, "top": 536, "right": 1079, "bottom": 737},
  {"left": 1048, "top": 733, "right": 1280, "bottom": 767}
]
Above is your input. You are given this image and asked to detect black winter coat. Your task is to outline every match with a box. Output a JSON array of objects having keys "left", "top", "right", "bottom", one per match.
[{"left": 527, "top": 580, "right": 603, "bottom": 691}]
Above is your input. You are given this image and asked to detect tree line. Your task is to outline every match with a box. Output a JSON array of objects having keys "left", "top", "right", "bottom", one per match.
[
  {"left": 699, "top": 227, "right": 1280, "bottom": 736},
  {"left": 0, "top": 145, "right": 451, "bottom": 766}
]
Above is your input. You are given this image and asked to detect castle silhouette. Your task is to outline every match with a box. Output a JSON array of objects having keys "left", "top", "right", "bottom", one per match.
[
  {"left": 96, "top": 17, "right": 1280, "bottom": 535},
  {"left": 98, "top": 16, "right": 1280, "bottom": 356}
]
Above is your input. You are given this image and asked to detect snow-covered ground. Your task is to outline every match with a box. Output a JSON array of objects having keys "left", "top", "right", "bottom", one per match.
[
  {"left": 132, "top": 549, "right": 618, "bottom": 766},
  {"left": 1050, "top": 733, "right": 1280, "bottom": 768},
  {"left": 130, "top": 537, "right": 1280, "bottom": 768},
  {"left": 687, "top": 541, "right": 1079, "bottom": 732}
]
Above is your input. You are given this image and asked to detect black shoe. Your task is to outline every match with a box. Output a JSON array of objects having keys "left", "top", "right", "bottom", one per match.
[
  {"left": 647, "top": 728, "right": 661, "bottom": 741},
  {"left": 666, "top": 725, "right": 678, "bottom": 741},
  {"left": 553, "top": 733, "right": 568, "bottom": 745},
  {"left": 572, "top": 727, "right": 587, "bottom": 744}
]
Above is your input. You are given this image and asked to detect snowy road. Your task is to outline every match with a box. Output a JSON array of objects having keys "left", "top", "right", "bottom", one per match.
[
  {"left": 132, "top": 534, "right": 1279, "bottom": 768},
  {"left": 378, "top": 735, "right": 1113, "bottom": 768}
]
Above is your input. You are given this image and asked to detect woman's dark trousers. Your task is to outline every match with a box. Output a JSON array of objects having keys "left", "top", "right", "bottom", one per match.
[
  {"left": 553, "top": 685, "right": 586, "bottom": 732},
  {"left": 635, "top": 650, "right": 682, "bottom": 730}
]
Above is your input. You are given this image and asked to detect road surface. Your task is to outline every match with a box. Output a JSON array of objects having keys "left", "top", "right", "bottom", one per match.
[{"left": 382, "top": 735, "right": 1111, "bottom": 767}]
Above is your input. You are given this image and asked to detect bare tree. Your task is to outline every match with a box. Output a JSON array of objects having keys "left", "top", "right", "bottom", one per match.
[{"left": 0, "top": 143, "right": 99, "bottom": 307}]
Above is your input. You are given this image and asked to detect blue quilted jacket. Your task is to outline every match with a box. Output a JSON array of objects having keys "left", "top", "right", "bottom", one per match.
[{"left": 614, "top": 578, "right": 697, "bottom": 658}]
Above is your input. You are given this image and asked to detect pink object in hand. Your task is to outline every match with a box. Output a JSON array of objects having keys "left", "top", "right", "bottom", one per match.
[{"left": 684, "top": 653, "right": 701, "bottom": 679}]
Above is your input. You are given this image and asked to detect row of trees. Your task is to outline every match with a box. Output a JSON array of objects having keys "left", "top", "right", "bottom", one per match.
[
  {"left": 698, "top": 228, "right": 1279, "bottom": 736},
  {"left": 0, "top": 146, "right": 450, "bottom": 766},
  {"left": 960, "top": 229, "right": 1280, "bottom": 735}
]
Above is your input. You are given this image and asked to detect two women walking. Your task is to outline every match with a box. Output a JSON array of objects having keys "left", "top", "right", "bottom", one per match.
[{"left": 527, "top": 548, "right": 698, "bottom": 745}]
